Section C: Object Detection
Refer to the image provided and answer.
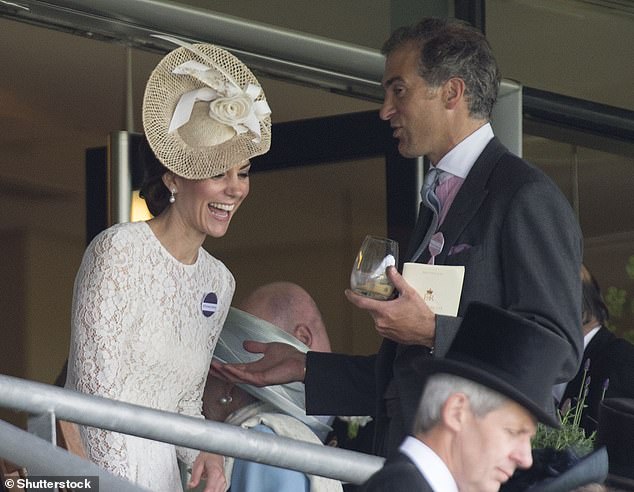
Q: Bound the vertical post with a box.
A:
[390,0,452,32]
[491,80,523,157]
[27,411,56,444]
[454,0,485,32]
[108,131,133,225]
[27,412,61,491]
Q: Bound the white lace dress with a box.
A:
[65,221,234,491]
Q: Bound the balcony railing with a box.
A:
[0,374,384,489]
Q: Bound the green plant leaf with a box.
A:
[533,387,595,454]
[605,286,626,319]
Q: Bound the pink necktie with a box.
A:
[436,174,463,227]
[427,174,463,264]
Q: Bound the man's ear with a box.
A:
[441,392,470,432]
[292,324,313,348]
[442,77,466,110]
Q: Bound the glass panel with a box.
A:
[524,132,634,341]
[487,0,634,111]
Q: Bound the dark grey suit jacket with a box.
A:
[359,453,434,492]
[562,326,634,435]
[305,137,583,456]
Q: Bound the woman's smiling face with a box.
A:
[169,160,251,239]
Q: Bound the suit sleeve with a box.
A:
[608,338,634,398]
[500,179,583,382]
[304,352,377,416]
[432,172,583,382]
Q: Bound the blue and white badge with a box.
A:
[201,292,218,317]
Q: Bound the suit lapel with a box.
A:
[404,138,509,265]
[435,138,505,264]
[404,203,434,261]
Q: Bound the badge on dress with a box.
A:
[201,292,218,317]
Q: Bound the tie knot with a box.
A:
[427,166,445,184]
[421,167,445,198]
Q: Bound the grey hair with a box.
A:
[414,373,508,433]
[381,17,501,120]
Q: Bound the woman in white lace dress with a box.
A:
[65,40,271,492]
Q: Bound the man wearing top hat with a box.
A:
[360,302,571,492]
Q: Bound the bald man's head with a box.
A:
[238,282,331,352]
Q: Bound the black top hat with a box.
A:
[596,398,634,487]
[415,302,571,427]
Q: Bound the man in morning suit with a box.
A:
[213,17,583,458]
[558,265,634,436]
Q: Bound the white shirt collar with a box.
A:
[584,324,602,348]
[399,436,458,492]
[435,123,494,179]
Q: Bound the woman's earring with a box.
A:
[169,189,176,204]
[219,385,234,405]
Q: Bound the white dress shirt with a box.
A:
[399,436,458,492]
[435,122,494,178]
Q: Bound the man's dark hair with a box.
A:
[581,264,609,326]
[381,17,501,120]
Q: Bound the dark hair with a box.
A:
[138,135,170,217]
[381,17,501,120]
[581,264,609,326]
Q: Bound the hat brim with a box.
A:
[142,44,271,179]
[214,308,331,435]
[416,356,561,428]
[526,447,608,492]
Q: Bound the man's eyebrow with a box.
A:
[382,76,404,89]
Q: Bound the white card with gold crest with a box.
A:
[402,263,465,316]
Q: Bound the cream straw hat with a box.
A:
[142,36,271,179]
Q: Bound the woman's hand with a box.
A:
[188,451,226,492]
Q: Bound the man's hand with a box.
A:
[210,341,307,386]
[345,266,436,346]
[188,451,226,492]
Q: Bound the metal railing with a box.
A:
[0,419,149,491]
[0,374,384,487]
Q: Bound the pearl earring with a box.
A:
[169,189,176,204]
[219,394,233,405]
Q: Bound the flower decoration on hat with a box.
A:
[168,58,271,143]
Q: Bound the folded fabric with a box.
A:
[447,243,471,256]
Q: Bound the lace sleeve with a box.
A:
[175,375,207,468]
[68,230,137,476]
[176,266,235,468]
